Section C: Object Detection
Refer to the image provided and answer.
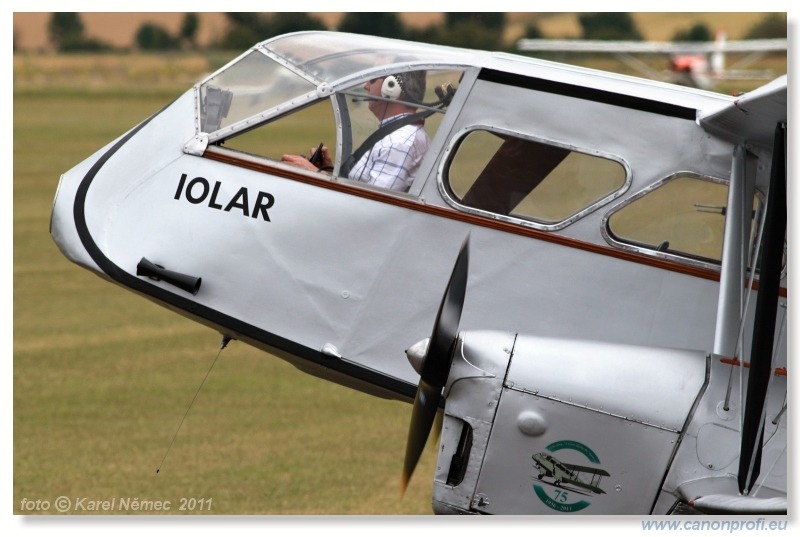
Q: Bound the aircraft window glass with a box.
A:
[199,50,315,133]
[343,71,456,155]
[446,130,627,225]
[263,32,471,82]
[218,100,337,163]
[212,69,462,194]
[606,174,740,264]
[332,69,461,193]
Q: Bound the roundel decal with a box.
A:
[531,440,610,513]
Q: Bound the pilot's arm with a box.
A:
[281,146,333,172]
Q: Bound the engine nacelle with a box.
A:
[432,331,708,515]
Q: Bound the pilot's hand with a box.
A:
[281,146,333,172]
[315,146,333,169]
[281,153,319,171]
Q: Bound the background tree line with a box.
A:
[44,12,787,53]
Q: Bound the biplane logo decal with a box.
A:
[531,440,610,513]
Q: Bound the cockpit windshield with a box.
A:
[196,32,468,194]
[198,32,471,137]
[262,31,471,83]
[200,50,316,133]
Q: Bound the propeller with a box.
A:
[401,237,470,495]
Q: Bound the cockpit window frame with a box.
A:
[601,171,740,272]
[437,125,632,232]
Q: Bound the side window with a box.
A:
[219,100,338,163]
[605,173,742,265]
[214,69,463,194]
[338,69,461,192]
[445,129,628,228]
[200,50,316,134]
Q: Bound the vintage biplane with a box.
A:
[50,31,787,515]
[532,452,609,495]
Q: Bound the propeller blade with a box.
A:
[401,380,443,494]
[401,237,470,495]
[421,237,470,387]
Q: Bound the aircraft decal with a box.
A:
[531,440,610,513]
[174,173,275,221]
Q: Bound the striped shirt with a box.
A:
[348,114,431,192]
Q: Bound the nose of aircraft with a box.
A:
[50,154,105,274]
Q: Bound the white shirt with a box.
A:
[348,114,431,192]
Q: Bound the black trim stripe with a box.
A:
[71,109,418,403]
[478,68,697,120]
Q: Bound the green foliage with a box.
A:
[405,13,507,50]
[58,36,112,52]
[445,19,504,50]
[136,22,180,51]
[271,12,327,35]
[48,12,84,48]
[220,25,259,51]
[445,13,506,31]
[744,13,787,39]
[403,25,440,46]
[524,22,544,40]
[578,12,642,40]
[48,12,113,52]
[226,12,271,34]
[135,15,202,51]
[441,13,506,49]
[221,12,326,48]
[338,12,405,38]
[672,22,712,42]
[180,13,200,48]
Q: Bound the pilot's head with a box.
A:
[365,71,426,104]
[382,71,426,104]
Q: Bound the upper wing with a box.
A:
[698,74,787,149]
[516,38,787,54]
[561,462,611,477]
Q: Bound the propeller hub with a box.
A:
[405,338,430,375]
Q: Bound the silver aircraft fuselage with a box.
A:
[50,32,788,514]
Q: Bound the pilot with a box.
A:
[282,71,431,193]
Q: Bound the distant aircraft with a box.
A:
[50,31,787,515]
[517,31,787,89]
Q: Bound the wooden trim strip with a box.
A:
[720,357,787,377]
[203,149,788,297]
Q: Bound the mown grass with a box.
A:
[13,85,438,516]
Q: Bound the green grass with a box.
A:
[13,89,437,515]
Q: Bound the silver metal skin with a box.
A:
[50,31,787,514]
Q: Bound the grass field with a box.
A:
[13,81,439,516]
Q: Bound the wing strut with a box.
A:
[737,123,786,494]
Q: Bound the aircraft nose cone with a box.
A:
[405,338,429,375]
